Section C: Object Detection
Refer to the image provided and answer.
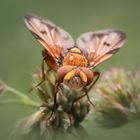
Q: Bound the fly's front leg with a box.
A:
[71,71,100,108]
[84,71,100,106]
[83,87,95,107]
[29,57,49,92]
[46,81,60,121]
[87,71,100,92]
[71,87,94,111]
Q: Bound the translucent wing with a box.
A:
[76,29,126,68]
[24,14,74,68]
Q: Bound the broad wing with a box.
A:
[24,14,74,68]
[76,29,126,68]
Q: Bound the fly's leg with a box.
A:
[29,57,51,92]
[46,81,60,121]
[87,71,100,92]
[71,71,100,109]
[84,71,100,106]
[71,88,93,110]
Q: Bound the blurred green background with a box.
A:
[0,0,140,140]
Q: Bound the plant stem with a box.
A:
[5,85,40,108]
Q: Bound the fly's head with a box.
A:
[57,65,94,89]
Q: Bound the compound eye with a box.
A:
[81,68,94,85]
[57,65,73,82]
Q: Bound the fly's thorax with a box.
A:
[62,47,88,67]
[57,65,94,89]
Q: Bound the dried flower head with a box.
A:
[16,70,90,138]
[92,68,140,128]
[35,71,90,123]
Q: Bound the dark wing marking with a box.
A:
[76,29,126,68]
[24,14,74,68]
